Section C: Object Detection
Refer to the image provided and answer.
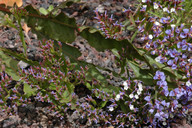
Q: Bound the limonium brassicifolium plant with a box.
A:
[0,0,191,127]
[95,0,192,127]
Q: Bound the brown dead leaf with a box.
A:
[0,0,23,7]
[22,23,31,34]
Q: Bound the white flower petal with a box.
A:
[123,81,128,86]
[137,90,142,95]
[154,3,159,9]
[171,24,175,28]
[163,7,168,12]
[170,8,175,13]
[154,21,160,26]
[124,86,129,90]
[155,56,161,63]
[109,106,114,111]
[149,34,153,39]
[138,83,143,89]
[143,5,147,8]
[135,94,139,99]
[129,94,134,98]
[186,81,191,87]
[129,104,134,110]
[115,94,121,101]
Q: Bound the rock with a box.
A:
[103,2,111,7]
[17,61,30,69]
[2,116,20,128]
[171,117,192,128]
[40,115,48,127]
[27,45,37,53]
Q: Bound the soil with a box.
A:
[0,0,192,128]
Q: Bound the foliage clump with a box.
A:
[0,0,192,127]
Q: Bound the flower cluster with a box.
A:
[1,39,119,126]
[136,0,191,81]
[103,80,148,127]
[0,72,28,116]
[129,0,192,127]
[94,10,123,39]
[140,0,184,12]
[93,0,192,127]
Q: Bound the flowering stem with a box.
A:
[18,18,27,56]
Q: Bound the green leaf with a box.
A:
[129,13,136,26]
[39,7,48,15]
[130,30,139,43]
[144,54,165,69]
[119,100,129,113]
[47,5,54,12]
[0,50,20,80]
[161,67,177,79]
[111,48,120,59]
[66,83,74,93]
[60,90,72,103]
[0,47,39,66]
[80,27,144,61]
[85,82,92,90]
[144,22,153,34]
[98,101,107,109]
[54,41,81,63]
[86,64,108,85]
[24,83,37,97]
[127,60,154,85]
[148,11,162,18]
[24,5,77,43]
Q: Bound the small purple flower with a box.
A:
[162,85,169,96]
[157,80,167,87]
[188,43,192,51]
[154,112,160,118]
[153,71,166,81]
[168,48,179,58]
[172,99,178,108]
[149,108,154,114]
[138,25,144,32]
[183,28,189,33]
[188,58,192,63]
[175,27,180,34]
[171,64,177,69]
[179,61,187,67]
[144,96,151,102]
[165,29,171,34]
[167,59,177,69]
[160,17,173,24]
[163,113,169,119]
[182,54,187,59]
[161,100,170,107]
[174,88,184,99]
[182,45,188,51]
[167,59,173,66]
[180,29,189,38]
[145,42,151,49]
[151,50,156,55]
[140,5,147,12]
